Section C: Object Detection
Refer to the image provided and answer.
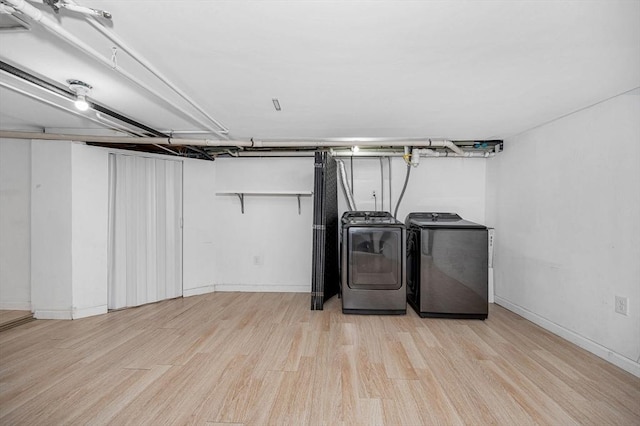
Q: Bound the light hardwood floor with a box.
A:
[0,292,638,425]
[0,311,33,333]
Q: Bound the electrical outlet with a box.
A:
[253,255,263,266]
[615,296,628,316]
[371,190,376,198]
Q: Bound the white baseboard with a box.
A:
[72,305,107,319]
[495,296,640,378]
[34,309,73,320]
[214,284,310,293]
[0,301,32,311]
[183,285,216,297]
[35,305,108,320]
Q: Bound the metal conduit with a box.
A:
[69,0,229,135]
[4,0,228,138]
[0,131,496,157]
[0,81,126,133]
[250,139,465,153]
[0,130,251,147]
[1,60,169,138]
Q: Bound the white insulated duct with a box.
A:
[336,159,358,211]
[4,0,228,138]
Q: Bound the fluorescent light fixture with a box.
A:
[272,98,281,111]
[67,79,92,112]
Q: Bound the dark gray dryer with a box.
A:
[341,211,406,315]
[406,212,488,319]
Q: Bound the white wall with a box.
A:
[210,155,487,294]
[17,140,110,319]
[1,140,488,312]
[341,156,486,224]
[486,91,640,376]
[71,144,109,318]
[1,140,223,314]
[183,157,218,296]
[0,139,31,310]
[214,157,314,292]
[31,140,73,319]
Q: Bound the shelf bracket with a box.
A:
[235,193,245,214]
[216,191,311,214]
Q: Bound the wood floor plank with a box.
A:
[355,347,395,399]
[414,367,465,425]
[532,348,640,417]
[479,358,580,425]
[428,348,507,423]
[382,338,418,380]
[0,293,638,425]
[0,311,30,324]
[70,364,173,425]
[307,329,343,424]
[0,348,86,419]
[356,397,384,426]
[0,310,34,332]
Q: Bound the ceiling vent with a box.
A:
[0,11,30,32]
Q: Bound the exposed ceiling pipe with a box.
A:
[184,145,216,161]
[66,0,229,135]
[250,139,465,153]
[235,151,315,157]
[0,130,251,147]
[1,60,170,138]
[379,157,385,211]
[394,161,412,219]
[336,159,358,211]
[235,150,494,158]
[0,80,132,133]
[414,148,494,158]
[94,112,145,137]
[0,131,496,156]
[387,156,392,213]
[152,143,180,156]
[39,0,112,20]
[3,0,228,138]
[159,130,218,135]
[0,4,17,13]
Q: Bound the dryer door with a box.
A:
[347,227,402,290]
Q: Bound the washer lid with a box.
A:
[342,211,403,227]
[405,212,486,229]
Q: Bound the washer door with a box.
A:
[348,227,401,290]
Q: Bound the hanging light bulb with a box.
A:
[67,79,92,112]
[74,94,89,111]
[351,145,360,153]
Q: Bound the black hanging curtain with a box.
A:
[311,152,339,310]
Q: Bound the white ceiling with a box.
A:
[0,0,639,142]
